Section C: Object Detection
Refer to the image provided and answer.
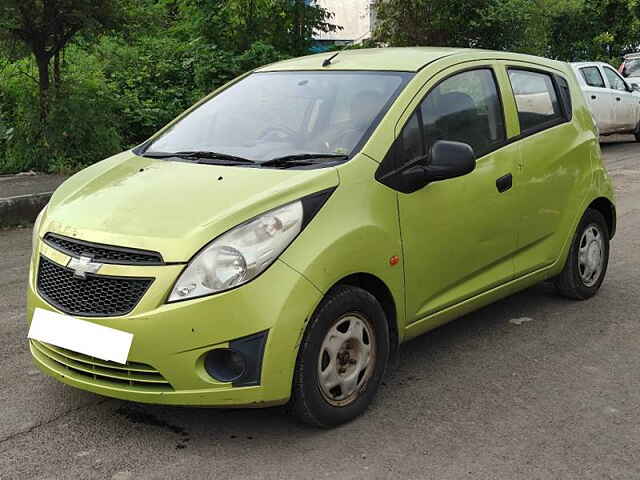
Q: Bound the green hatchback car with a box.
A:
[27,47,616,427]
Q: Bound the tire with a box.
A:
[554,208,610,300]
[289,285,390,428]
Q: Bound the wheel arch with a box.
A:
[588,197,616,239]
[331,273,400,356]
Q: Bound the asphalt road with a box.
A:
[1,137,639,480]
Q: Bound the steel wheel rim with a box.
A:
[578,223,605,287]
[317,313,376,407]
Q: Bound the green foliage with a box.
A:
[471,0,541,53]
[0,53,121,173]
[97,35,199,147]
[2,0,640,174]
[0,0,342,173]
[178,0,340,56]
[193,40,288,92]
[372,0,538,50]
[373,0,640,62]
[548,0,640,62]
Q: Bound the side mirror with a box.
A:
[631,83,640,92]
[425,140,477,181]
[401,140,476,191]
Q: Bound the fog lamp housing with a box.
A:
[204,330,268,387]
[205,349,246,382]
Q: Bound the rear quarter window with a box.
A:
[555,75,572,120]
[508,69,563,135]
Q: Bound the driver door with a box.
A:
[394,67,520,324]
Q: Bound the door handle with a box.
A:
[591,95,597,100]
[496,173,513,193]
[616,97,622,101]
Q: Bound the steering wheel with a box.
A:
[258,126,297,141]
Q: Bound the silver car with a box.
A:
[571,61,640,140]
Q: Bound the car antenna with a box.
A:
[322,32,370,67]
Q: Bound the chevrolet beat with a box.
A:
[27,47,616,427]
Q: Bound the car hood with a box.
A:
[42,151,339,262]
[626,74,640,85]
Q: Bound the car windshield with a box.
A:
[623,58,640,77]
[144,71,412,163]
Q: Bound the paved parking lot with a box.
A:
[1,138,639,479]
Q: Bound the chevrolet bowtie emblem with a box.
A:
[67,255,102,279]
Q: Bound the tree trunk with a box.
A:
[295,0,304,54]
[244,0,256,51]
[35,54,51,123]
[53,51,61,89]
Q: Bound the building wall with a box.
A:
[315,0,375,42]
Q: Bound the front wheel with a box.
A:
[289,285,390,428]
[554,208,610,300]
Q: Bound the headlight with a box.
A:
[32,204,48,250]
[168,200,304,302]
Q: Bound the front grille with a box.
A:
[31,340,173,392]
[37,256,153,317]
[44,233,164,265]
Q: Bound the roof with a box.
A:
[570,61,618,71]
[570,61,609,67]
[258,47,571,73]
[257,47,464,72]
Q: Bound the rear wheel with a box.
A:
[289,285,390,428]
[555,209,610,300]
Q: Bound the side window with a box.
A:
[415,69,505,159]
[580,67,605,88]
[603,67,627,91]
[508,69,562,134]
[555,75,572,120]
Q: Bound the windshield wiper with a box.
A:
[143,150,256,164]
[261,153,348,168]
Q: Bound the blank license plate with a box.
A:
[28,307,133,364]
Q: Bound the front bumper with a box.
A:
[27,240,322,407]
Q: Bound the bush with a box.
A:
[98,35,200,148]
[0,53,121,174]
[193,41,288,95]
[0,30,295,175]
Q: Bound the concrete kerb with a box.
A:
[0,192,52,227]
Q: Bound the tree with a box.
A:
[548,0,640,62]
[372,0,544,54]
[178,0,340,57]
[272,0,340,55]
[372,0,640,62]
[0,0,124,122]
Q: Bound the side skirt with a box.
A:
[403,263,556,342]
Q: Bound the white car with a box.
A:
[619,53,640,87]
[571,61,640,139]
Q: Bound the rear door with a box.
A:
[602,65,638,130]
[577,65,614,132]
[506,66,585,276]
